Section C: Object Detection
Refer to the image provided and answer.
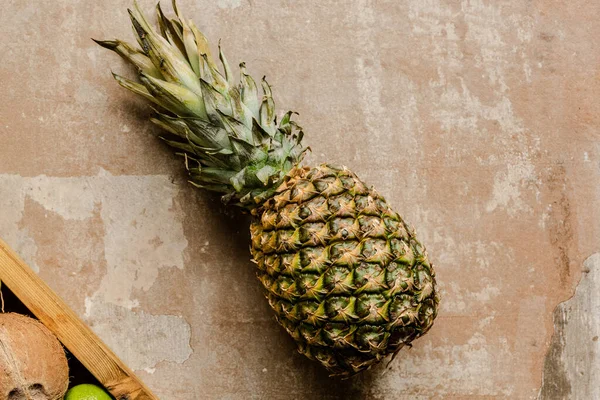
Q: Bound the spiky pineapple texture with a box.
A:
[251,165,438,376]
[95,1,306,207]
[97,1,440,378]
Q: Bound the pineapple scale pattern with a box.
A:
[250,164,439,376]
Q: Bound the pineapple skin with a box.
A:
[250,164,440,377]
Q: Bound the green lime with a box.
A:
[64,384,113,400]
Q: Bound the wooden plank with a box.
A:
[0,238,159,400]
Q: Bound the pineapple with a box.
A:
[96,1,439,377]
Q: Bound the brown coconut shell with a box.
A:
[0,313,69,400]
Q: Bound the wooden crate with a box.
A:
[0,238,159,400]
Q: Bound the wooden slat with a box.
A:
[0,238,159,400]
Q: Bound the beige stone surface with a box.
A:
[1,0,599,399]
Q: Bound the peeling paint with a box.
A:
[92,170,188,308]
[25,175,98,220]
[0,172,192,371]
[538,253,600,399]
[86,302,192,371]
[0,176,39,272]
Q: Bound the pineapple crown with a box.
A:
[95,1,307,208]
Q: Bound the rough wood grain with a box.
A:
[0,237,158,400]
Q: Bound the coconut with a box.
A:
[0,313,69,400]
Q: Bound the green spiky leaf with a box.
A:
[96,1,306,208]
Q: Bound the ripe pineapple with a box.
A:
[96,1,439,377]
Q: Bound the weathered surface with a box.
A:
[538,254,600,400]
[1,0,599,398]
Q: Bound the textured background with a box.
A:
[1,0,599,399]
